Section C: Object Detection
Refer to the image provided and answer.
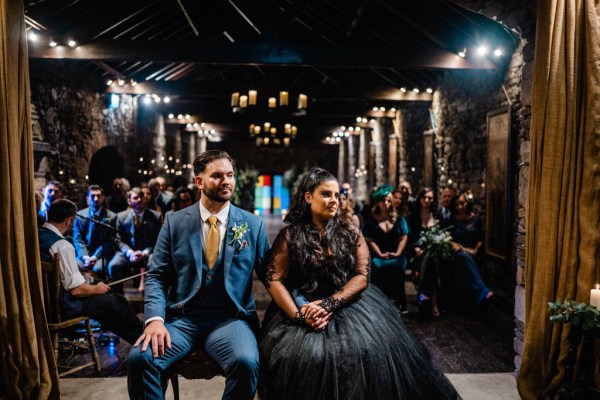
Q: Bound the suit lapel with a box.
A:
[186,205,204,281]
[223,205,243,279]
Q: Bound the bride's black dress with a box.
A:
[259,226,459,400]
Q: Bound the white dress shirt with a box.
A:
[43,222,86,291]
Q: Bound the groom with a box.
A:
[128,150,270,400]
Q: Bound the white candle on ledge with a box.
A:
[591,284,600,308]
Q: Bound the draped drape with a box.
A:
[518,1,600,399]
[0,0,59,398]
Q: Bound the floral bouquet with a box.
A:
[415,223,454,262]
[548,300,600,330]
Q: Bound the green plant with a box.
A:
[233,167,258,211]
[548,300,600,331]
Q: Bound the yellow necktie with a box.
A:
[134,215,141,230]
[206,215,219,269]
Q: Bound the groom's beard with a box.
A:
[203,185,234,203]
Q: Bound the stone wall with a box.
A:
[445,0,536,372]
[30,60,139,202]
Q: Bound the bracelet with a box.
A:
[319,296,345,313]
[292,310,306,325]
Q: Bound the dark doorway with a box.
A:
[89,146,124,194]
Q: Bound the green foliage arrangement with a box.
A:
[415,223,454,262]
[548,300,600,331]
[233,167,258,211]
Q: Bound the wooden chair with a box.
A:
[41,253,101,377]
[161,350,223,400]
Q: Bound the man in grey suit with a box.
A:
[73,185,117,277]
[128,150,270,400]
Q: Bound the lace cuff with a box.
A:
[292,309,306,325]
[319,296,345,313]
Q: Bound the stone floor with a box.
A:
[56,215,520,398]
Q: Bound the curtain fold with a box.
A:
[0,0,59,398]
[518,1,600,399]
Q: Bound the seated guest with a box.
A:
[107,177,129,213]
[338,187,361,229]
[38,199,143,344]
[141,186,163,217]
[165,186,194,217]
[437,187,455,223]
[398,180,416,213]
[392,189,410,218]
[35,191,45,227]
[39,180,64,221]
[112,188,162,293]
[73,185,118,278]
[148,177,173,216]
[444,190,493,310]
[363,184,410,310]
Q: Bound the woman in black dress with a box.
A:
[259,168,459,400]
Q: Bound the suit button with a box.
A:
[207,275,212,280]
[195,286,200,291]
[177,303,182,309]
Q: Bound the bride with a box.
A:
[259,167,459,399]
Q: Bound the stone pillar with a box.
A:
[153,114,166,173]
[394,110,408,183]
[388,134,399,189]
[371,118,384,186]
[337,139,346,183]
[347,134,356,190]
[423,129,435,188]
[196,136,207,155]
[187,132,196,181]
[173,127,182,162]
[355,130,368,203]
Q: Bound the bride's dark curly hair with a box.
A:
[283,167,359,294]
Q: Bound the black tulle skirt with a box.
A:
[259,286,460,400]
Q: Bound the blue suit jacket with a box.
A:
[72,207,117,261]
[144,203,270,324]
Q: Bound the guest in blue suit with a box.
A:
[127,150,270,400]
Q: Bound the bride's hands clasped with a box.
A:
[301,300,332,331]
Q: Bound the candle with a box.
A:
[279,91,289,106]
[268,97,277,108]
[248,124,255,134]
[248,90,257,105]
[253,125,261,135]
[591,284,600,308]
[284,123,291,135]
[270,127,277,136]
[239,95,248,108]
[298,94,307,109]
[231,92,239,107]
[263,122,271,132]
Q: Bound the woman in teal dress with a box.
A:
[363,184,410,310]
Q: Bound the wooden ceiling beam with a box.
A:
[104,81,433,101]
[28,39,496,69]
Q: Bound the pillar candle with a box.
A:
[239,95,248,108]
[268,97,277,108]
[248,90,257,105]
[231,92,239,107]
[298,94,307,109]
[279,91,289,106]
[591,284,600,308]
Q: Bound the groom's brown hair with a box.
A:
[193,150,235,176]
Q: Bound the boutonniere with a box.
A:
[230,222,250,249]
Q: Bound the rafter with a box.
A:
[28,40,496,69]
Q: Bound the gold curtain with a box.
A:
[518,1,600,399]
[0,0,59,398]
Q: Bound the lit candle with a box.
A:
[298,94,307,109]
[239,95,248,108]
[263,122,271,132]
[284,123,291,135]
[268,97,277,108]
[291,126,298,137]
[279,91,289,106]
[283,137,291,146]
[231,92,239,107]
[248,90,257,105]
[253,125,261,135]
[591,284,600,308]
[270,127,277,136]
[249,124,255,134]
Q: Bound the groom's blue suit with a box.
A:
[128,202,270,400]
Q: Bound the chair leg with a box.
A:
[53,332,59,364]
[172,376,179,400]
[84,320,101,372]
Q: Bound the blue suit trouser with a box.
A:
[127,315,259,400]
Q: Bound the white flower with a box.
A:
[230,222,250,247]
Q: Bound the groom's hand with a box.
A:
[134,320,171,357]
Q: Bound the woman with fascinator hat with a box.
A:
[259,168,459,400]
[362,184,410,310]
